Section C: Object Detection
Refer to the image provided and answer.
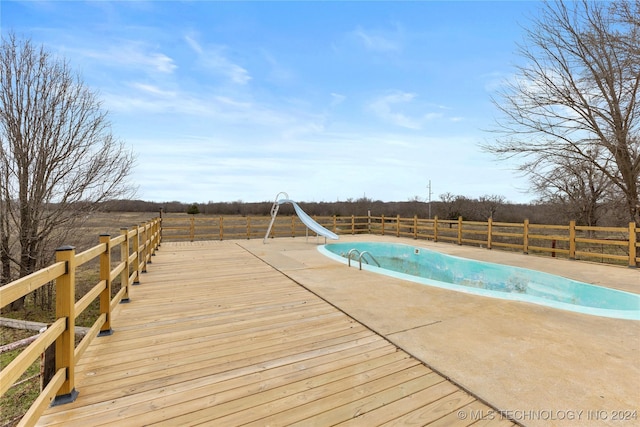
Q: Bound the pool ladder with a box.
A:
[346,249,380,270]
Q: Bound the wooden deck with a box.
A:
[38,241,515,426]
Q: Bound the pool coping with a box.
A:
[241,235,640,427]
[318,241,640,320]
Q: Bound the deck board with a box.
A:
[37,241,514,426]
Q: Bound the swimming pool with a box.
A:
[319,242,640,320]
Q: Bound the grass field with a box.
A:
[1,329,41,427]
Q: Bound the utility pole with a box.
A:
[427,180,433,219]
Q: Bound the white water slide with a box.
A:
[264,192,339,243]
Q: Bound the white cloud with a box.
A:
[129,127,529,204]
[368,91,421,129]
[367,91,459,130]
[281,121,326,140]
[211,95,252,110]
[130,83,177,98]
[423,112,444,121]
[351,25,402,52]
[184,34,203,54]
[78,42,177,74]
[260,50,294,84]
[198,49,251,85]
[148,53,177,73]
[330,93,346,107]
[105,80,298,127]
[185,34,251,85]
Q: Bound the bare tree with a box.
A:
[530,152,612,225]
[0,34,136,309]
[438,192,467,220]
[484,0,640,225]
[477,194,506,221]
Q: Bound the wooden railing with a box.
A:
[161,214,639,267]
[0,218,160,427]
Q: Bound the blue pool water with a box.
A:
[319,242,640,320]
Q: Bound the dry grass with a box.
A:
[1,329,41,427]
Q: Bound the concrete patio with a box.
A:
[244,235,640,427]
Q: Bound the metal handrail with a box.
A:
[358,251,380,270]
[345,248,380,270]
[346,249,361,267]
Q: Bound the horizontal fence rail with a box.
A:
[2,212,637,425]
[161,214,639,268]
[0,218,161,427]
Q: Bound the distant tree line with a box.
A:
[102,194,631,227]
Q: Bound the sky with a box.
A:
[2,1,543,204]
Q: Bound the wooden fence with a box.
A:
[161,214,639,268]
[0,218,160,427]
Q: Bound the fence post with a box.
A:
[53,246,78,405]
[141,223,148,273]
[158,209,163,245]
[133,225,140,285]
[351,215,355,234]
[120,228,130,303]
[629,222,637,268]
[523,219,529,254]
[381,215,385,235]
[148,220,155,259]
[413,215,418,239]
[147,220,155,262]
[189,216,195,242]
[153,217,160,254]
[569,220,576,259]
[396,215,400,237]
[98,234,113,336]
[433,216,438,242]
[247,217,251,239]
[333,215,337,234]
[219,216,224,240]
[457,216,463,245]
[292,216,296,237]
[487,217,493,249]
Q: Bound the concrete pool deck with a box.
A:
[240,235,639,427]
